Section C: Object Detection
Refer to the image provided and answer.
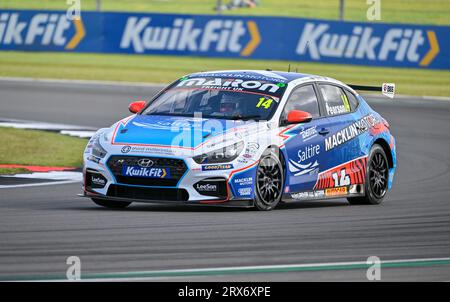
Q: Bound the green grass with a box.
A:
[1,51,450,96]
[1,0,450,25]
[0,127,87,168]
[0,168,29,175]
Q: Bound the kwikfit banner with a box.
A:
[1,9,449,70]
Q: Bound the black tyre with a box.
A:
[254,149,284,211]
[347,145,389,205]
[91,198,131,209]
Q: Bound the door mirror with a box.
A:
[128,100,146,113]
[286,110,312,124]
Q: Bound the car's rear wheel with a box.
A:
[91,198,131,209]
[254,149,284,211]
[347,145,389,205]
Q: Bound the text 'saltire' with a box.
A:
[347,144,389,205]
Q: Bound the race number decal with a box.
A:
[331,169,351,187]
[315,157,367,190]
[256,97,273,109]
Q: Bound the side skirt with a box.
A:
[282,184,365,203]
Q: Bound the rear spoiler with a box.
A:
[348,83,395,99]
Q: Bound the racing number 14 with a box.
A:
[332,169,350,187]
[256,97,273,109]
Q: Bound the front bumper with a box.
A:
[82,154,258,206]
[78,190,254,208]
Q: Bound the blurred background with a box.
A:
[1,1,450,282]
[1,0,449,96]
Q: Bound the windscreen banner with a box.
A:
[1,9,449,70]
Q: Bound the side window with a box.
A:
[319,84,351,116]
[344,90,359,111]
[282,85,320,119]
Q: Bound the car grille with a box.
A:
[107,184,189,202]
[107,155,187,187]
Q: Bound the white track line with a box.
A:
[0,180,80,189]
[17,256,450,282]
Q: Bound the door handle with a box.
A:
[319,128,330,136]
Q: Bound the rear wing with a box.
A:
[348,83,395,99]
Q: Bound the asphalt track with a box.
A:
[1,78,450,281]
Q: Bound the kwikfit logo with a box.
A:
[122,166,169,178]
[296,22,439,66]
[0,13,85,49]
[120,17,260,56]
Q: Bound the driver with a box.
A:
[219,93,243,116]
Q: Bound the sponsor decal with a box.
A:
[234,177,253,186]
[195,183,217,192]
[202,164,233,171]
[121,145,131,153]
[296,22,439,67]
[87,155,101,164]
[325,186,348,197]
[192,72,288,83]
[122,166,170,178]
[126,145,176,155]
[238,187,252,196]
[238,142,259,163]
[300,126,318,141]
[91,176,106,186]
[326,103,348,115]
[177,77,281,94]
[291,190,325,200]
[288,144,320,176]
[120,17,260,56]
[297,144,320,162]
[0,12,85,49]
[325,115,378,151]
[382,83,395,99]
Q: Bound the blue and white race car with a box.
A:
[81,70,396,210]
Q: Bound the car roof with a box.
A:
[186,69,348,86]
[186,70,316,83]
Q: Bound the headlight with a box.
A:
[91,135,107,158]
[194,142,244,164]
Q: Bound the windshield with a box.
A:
[142,77,287,121]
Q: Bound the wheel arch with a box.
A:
[373,138,393,169]
[264,144,288,191]
[264,145,286,169]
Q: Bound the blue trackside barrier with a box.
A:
[0,9,449,70]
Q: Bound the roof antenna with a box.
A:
[295,67,298,73]
[288,64,291,72]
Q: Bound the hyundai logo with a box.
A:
[121,145,131,153]
[137,158,154,168]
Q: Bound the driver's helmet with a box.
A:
[219,93,241,114]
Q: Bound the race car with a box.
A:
[80,70,396,211]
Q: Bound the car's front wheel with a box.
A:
[91,198,131,209]
[254,149,284,211]
[347,144,389,205]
